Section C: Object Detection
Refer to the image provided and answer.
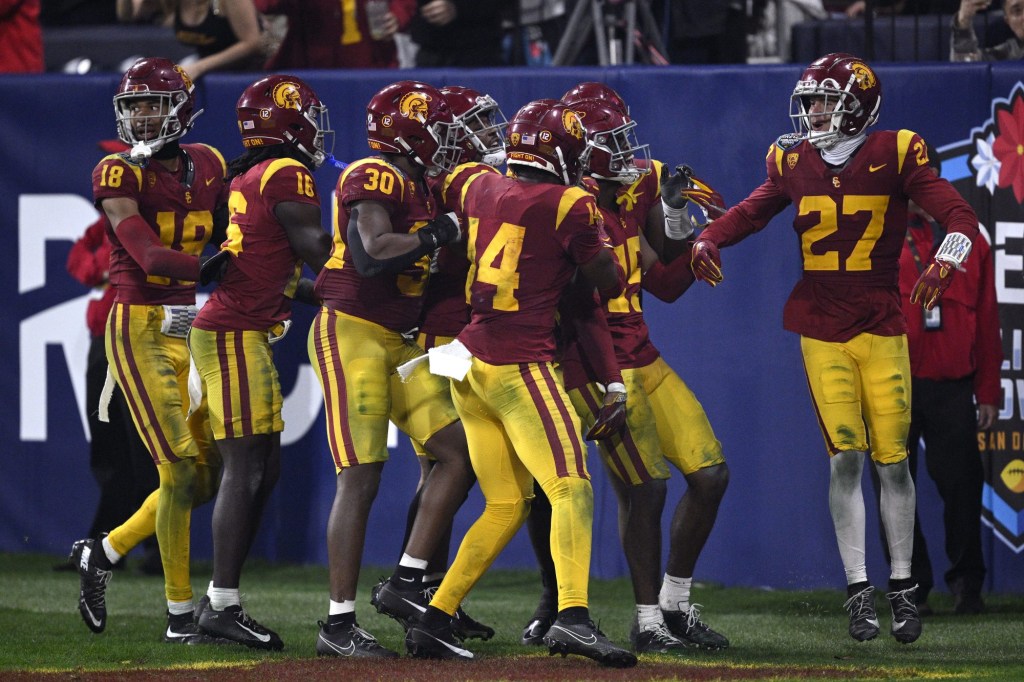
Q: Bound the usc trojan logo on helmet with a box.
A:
[562,110,584,140]
[271,82,302,110]
[398,91,431,124]
[850,62,877,91]
[174,66,194,91]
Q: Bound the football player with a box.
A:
[188,74,335,651]
[308,80,475,657]
[371,84,508,643]
[690,53,980,644]
[70,57,227,643]
[402,100,636,669]
[550,93,732,655]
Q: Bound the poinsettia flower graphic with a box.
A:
[992,94,1024,202]
[973,133,1000,195]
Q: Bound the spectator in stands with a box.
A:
[951,0,1024,60]
[667,0,748,64]
[118,0,264,79]
[410,0,504,67]
[0,0,44,72]
[41,0,117,24]
[254,0,416,69]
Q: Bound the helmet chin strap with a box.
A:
[819,131,866,165]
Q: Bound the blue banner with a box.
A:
[1,64,1021,593]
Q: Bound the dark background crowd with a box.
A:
[2,1,1022,76]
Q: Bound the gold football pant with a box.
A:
[430,358,593,616]
[800,333,911,463]
[105,302,219,603]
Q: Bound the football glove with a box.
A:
[910,260,955,310]
[661,165,726,216]
[585,382,627,441]
[691,237,723,286]
[417,212,461,250]
[199,250,230,286]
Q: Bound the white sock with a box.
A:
[167,599,194,616]
[399,553,429,570]
[829,450,868,585]
[101,536,122,565]
[659,575,692,612]
[329,599,355,616]
[208,585,240,611]
[875,459,916,581]
[636,604,664,631]
[424,571,446,584]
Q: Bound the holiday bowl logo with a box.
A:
[941,83,1024,552]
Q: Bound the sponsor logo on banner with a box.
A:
[940,83,1024,552]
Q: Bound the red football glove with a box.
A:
[910,260,955,310]
[691,238,723,286]
[585,384,627,441]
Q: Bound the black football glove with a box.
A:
[199,250,230,286]
[417,212,461,250]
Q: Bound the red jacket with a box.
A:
[898,214,1003,406]
[0,0,43,73]
[67,216,114,338]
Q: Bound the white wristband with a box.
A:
[606,382,626,394]
[662,201,693,240]
[934,231,972,271]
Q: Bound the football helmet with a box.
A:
[366,80,461,174]
[561,81,628,115]
[505,100,589,186]
[790,52,882,149]
[440,85,507,167]
[113,57,200,160]
[236,74,334,169]
[571,98,649,183]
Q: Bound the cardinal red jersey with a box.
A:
[417,171,481,338]
[701,130,979,342]
[418,244,471,338]
[440,163,608,364]
[93,144,227,305]
[194,158,321,332]
[561,185,662,390]
[316,157,436,333]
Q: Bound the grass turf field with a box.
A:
[2,552,1022,681]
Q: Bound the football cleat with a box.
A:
[421,582,495,641]
[69,537,112,634]
[543,618,637,668]
[197,604,283,650]
[521,614,555,646]
[406,620,474,661]
[370,577,427,629]
[886,584,922,644]
[843,585,880,642]
[630,620,691,654]
[164,610,223,645]
[316,620,399,658]
[662,604,729,650]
